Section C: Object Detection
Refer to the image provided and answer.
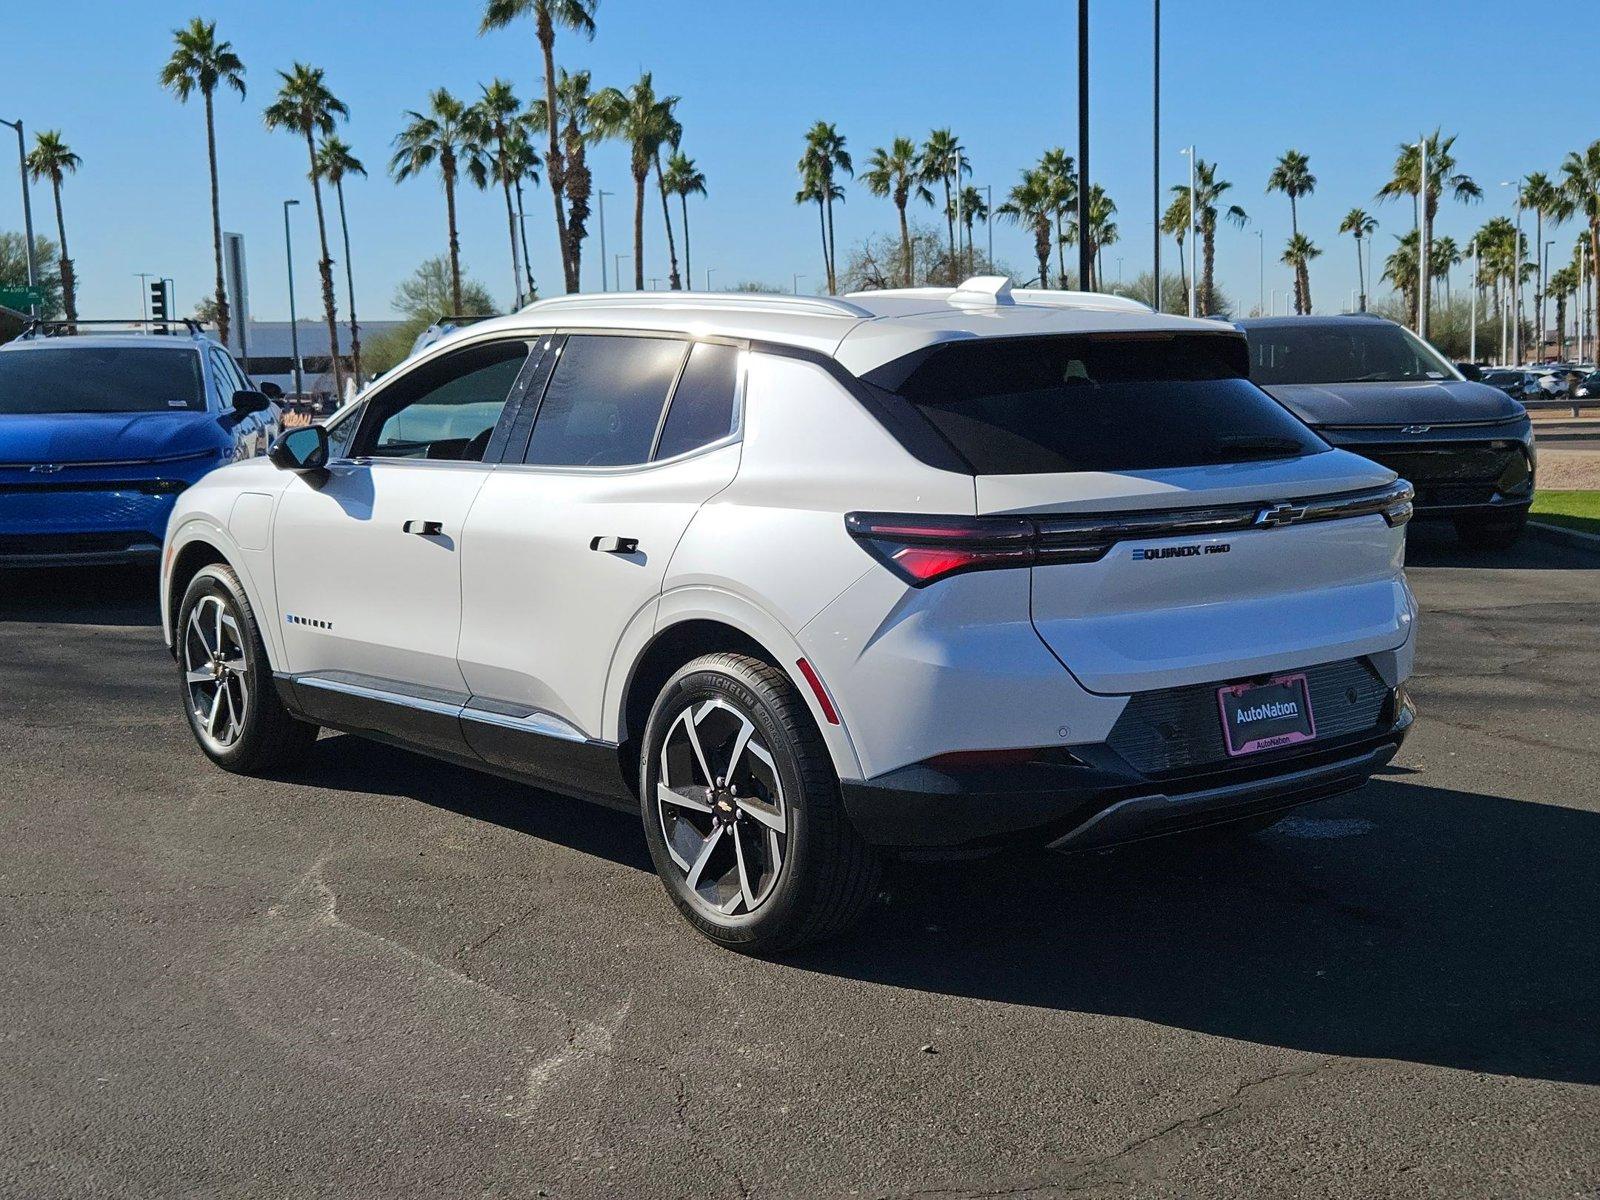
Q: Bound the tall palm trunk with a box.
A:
[303,131,343,400]
[815,199,829,292]
[1354,233,1366,311]
[500,165,522,305]
[1175,233,1186,298]
[1298,261,1311,315]
[653,152,681,290]
[49,177,76,327]
[204,90,229,346]
[942,174,955,271]
[537,14,573,293]
[514,176,535,299]
[1054,212,1065,287]
[1533,209,1543,350]
[1034,217,1050,288]
[679,192,692,292]
[1289,196,1299,238]
[1202,222,1216,315]
[823,183,837,294]
[335,178,360,383]
[896,199,912,287]
[443,155,462,314]
[632,169,646,290]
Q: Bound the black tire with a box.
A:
[1454,510,1527,551]
[639,652,880,953]
[177,563,318,775]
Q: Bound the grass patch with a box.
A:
[1531,490,1600,536]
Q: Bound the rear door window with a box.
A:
[523,335,686,467]
[654,342,739,460]
[868,333,1326,475]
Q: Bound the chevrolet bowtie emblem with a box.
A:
[29,463,63,474]
[1400,424,1432,434]
[1255,502,1307,528]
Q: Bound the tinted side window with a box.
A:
[524,335,685,467]
[654,342,739,460]
[324,403,363,458]
[358,341,530,461]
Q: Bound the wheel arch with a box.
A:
[609,589,864,785]
[163,519,282,670]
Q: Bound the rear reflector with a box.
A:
[795,657,841,725]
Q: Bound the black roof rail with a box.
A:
[20,317,207,340]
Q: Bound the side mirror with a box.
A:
[1455,362,1483,381]
[232,389,271,415]
[258,380,285,400]
[268,424,330,474]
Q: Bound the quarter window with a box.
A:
[654,342,739,460]
[523,335,686,467]
[357,341,531,461]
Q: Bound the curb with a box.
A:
[1527,520,1600,554]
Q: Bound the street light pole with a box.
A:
[1180,146,1196,317]
[1151,0,1161,311]
[1076,0,1093,292]
[1542,238,1554,358]
[793,273,804,295]
[597,189,614,291]
[283,199,303,398]
[615,254,627,289]
[1254,228,1264,315]
[1417,138,1429,339]
[1469,237,1478,363]
[135,273,154,324]
[705,267,716,291]
[983,184,994,268]
[1,118,39,314]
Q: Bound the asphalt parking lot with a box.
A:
[2,523,1597,1199]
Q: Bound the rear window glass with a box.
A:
[0,346,205,414]
[872,334,1325,475]
[525,335,686,467]
[1243,321,1457,385]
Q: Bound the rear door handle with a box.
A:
[403,520,444,536]
[589,535,639,554]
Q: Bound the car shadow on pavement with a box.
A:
[792,775,1600,1088]
[0,564,161,627]
[293,731,655,873]
[1404,520,1596,570]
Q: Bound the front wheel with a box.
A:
[1454,510,1527,551]
[639,652,880,953]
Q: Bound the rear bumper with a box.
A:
[841,685,1414,853]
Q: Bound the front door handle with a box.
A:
[590,535,639,554]
[403,519,444,536]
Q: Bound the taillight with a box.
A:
[843,512,1035,586]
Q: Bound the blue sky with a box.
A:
[7,0,1594,322]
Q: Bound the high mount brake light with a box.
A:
[845,480,1414,587]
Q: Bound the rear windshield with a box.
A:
[1243,321,1459,386]
[870,333,1325,475]
[0,346,206,414]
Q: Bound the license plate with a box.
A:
[1217,673,1316,756]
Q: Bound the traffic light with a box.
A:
[150,279,168,329]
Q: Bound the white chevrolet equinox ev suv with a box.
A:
[161,277,1417,951]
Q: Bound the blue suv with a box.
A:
[0,321,282,567]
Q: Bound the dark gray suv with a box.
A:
[1237,315,1535,549]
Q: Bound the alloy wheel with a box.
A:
[183,593,250,754]
[655,697,789,917]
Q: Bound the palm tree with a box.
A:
[1267,150,1315,312]
[507,120,541,299]
[1519,172,1563,342]
[479,0,597,293]
[25,132,80,327]
[1549,263,1580,356]
[950,184,988,274]
[662,152,706,291]
[390,89,478,316]
[1431,235,1460,307]
[652,119,686,291]
[797,122,851,293]
[469,79,531,305]
[921,128,968,271]
[1339,208,1378,311]
[590,73,680,291]
[1561,142,1600,340]
[1039,148,1076,286]
[998,168,1053,288]
[863,137,932,287]
[1383,230,1421,320]
[160,18,246,348]
[1161,191,1190,307]
[1066,185,1118,290]
[1282,233,1321,313]
[265,64,349,398]
[314,137,366,382]
[1175,159,1247,315]
[1474,216,1520,327]
[1376,129,1482,334]
[526,69,603,292]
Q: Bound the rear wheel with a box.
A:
[639,652,880,953]
[1454,510,1527,551]
[178,564,318,775]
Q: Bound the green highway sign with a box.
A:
[0,285,43,311]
